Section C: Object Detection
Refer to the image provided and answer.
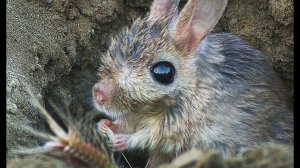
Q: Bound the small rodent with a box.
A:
[92,0,294,167]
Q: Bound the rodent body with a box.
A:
[93,0,294,167]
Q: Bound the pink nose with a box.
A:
[94,88,107,105]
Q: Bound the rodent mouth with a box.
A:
[103,107,129,119]
[93,98,128,119]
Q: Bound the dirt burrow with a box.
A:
[7,0,293,165]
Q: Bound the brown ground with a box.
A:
[7,0,293,167]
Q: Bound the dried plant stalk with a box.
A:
[12,88,118,168]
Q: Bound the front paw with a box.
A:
[97,119,120,134]
[109,134,129,152]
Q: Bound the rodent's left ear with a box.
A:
[171,0,227,53]
[148,0,180,23]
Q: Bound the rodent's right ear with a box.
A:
[172,0,228,54]
[148,0,180,23]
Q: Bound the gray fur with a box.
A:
[181,33,294,155]
[94,1,293,167]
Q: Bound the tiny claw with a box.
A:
[98,119,120,134]
[111,134,128,152]
[98,119,112,134]
[106,138,127,152]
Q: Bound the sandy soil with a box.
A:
[7,0,293,167]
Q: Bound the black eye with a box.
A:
[150,61,175,85]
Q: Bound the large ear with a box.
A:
[172,0,228,53]
[148,0,180,23]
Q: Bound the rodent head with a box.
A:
[93,0,227,119]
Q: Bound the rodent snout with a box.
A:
[93,81,113,106]
[93,88,107,106]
